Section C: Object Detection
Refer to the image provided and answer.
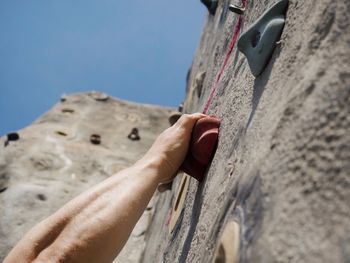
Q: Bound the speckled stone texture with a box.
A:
[143,0,350,262]
[0,92,173,262]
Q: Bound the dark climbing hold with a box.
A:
[128,128,140,141]
[157,181,173,193]
[60,94,67,102]
[200,0,218,15]
[89,92,109,102]
[178,103,184,113]
[56,131,68,137]
[237,0,289,77]
[0,187,8,193]
[61,108,75,114]
[4,132,20,147]
[36,193,47,201]
[169,112,182,126]
[229,4,246,15]
[90,134,101,145]
[180,116,220,181]
[7,133,19,141]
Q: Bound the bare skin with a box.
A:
[4,113,206,263]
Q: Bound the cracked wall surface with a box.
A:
[143,0,350,262]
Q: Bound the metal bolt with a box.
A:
[228,4,245,15]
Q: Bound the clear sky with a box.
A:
[0,0,206,136]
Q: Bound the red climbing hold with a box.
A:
[181,116,220,182]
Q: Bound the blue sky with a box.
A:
[0,0,206,136]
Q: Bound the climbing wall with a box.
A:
[143,0,350,262]
[0,92,173,262]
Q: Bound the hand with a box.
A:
[142,113,206,182]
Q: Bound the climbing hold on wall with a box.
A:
[56,131,68,137]
[169,175,190,233]
[61,108,75,114]
[200,0,218,15]
[169,112,182,126]
[88,92,109,102]
[178,102,184,113]
[228,4,246,15]
[4,132,20,147]
[90,134,101,145]
[187,71,207,111]
[7,133,19,142]
[212,220,240,263]
[194,71,206,98]
[237,0,289,77]
[36,193,47,201]
[53,127,76,139]
[181,116,220,181]
[128,128,141,141]
[157,181,173,192]
[60,94,67,102]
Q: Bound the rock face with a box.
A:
[143,0,350,263]
[1,0,350,262]
[0,92,173,262]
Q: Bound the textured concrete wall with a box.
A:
[143,0,350,262]
[0,92,173,262]
[1,0,349,262]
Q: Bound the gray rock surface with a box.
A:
[143,0,350,262]
[0,92,173,262]
[1,0,350,262]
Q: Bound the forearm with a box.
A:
[4,157,164,263]
[4,113,206,263]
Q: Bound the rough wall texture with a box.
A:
[143,0,350,262]
[0,92,173,262]
[1,0,349,262]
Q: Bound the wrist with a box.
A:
[136,154,175,183]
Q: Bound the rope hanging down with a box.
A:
[202,0,248,114]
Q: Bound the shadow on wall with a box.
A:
[177,181,206,263]
[245,47,282,130]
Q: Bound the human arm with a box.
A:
[4,113,205,263]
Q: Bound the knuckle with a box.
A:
[175,114,190,126]
[180,114,191,120]
[181,114,195,123]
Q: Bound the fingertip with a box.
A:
[175,113,208,128]
[191,113,207,119]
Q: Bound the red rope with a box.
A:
[202,0,247,114]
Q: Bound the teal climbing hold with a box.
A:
[237,0,289,77]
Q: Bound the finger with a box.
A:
[176,113,206,128]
